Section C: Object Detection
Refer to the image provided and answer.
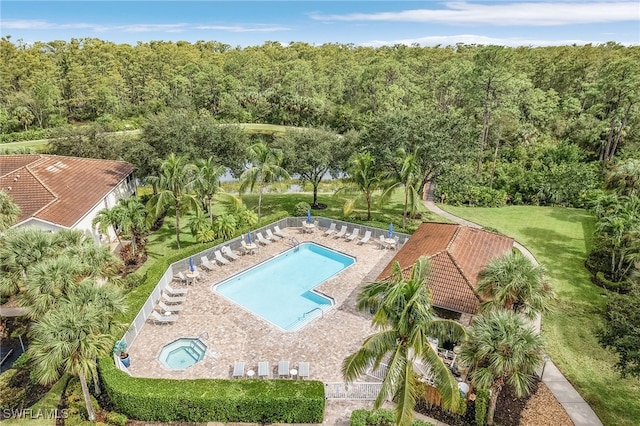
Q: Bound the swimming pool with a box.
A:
[214,242,355,331]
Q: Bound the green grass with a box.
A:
[439,205,640,426]
[2,376,68,426]
[0,139,48,152]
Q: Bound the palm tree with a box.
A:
[338,152,391,221]
[606,158,640,197]
[92,206,122,244]
[194,157,225,221]
[0,190,20,232]
[114,197,148,255]
[342,257,466,426]
[476,251,554,320]
[382,148,423,227]
[146,154,201,248]
[28,281,126,422]
[239,142,290,222]
[459,310,544,425]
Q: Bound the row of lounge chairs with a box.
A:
[199,246,241,271]
[149,285,190,324]
[324,223,372,244]
[232,360,310,379]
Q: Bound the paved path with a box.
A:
[424,200,604,426]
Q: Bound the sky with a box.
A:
[1,0,639,48]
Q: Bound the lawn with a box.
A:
[0,139,48,152]
[439,205,640,426]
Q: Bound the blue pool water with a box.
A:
[159,338,207,370]
[214,242,355,331]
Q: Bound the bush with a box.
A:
[0,128,54,143]
[99,358,324,423]
[350,408,434,426]
[293,201,311,217]
[0,370,27,411]
[593,271,631,293]
[475,388,489,426]
[106,411,128,426]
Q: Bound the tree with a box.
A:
[606,158,640,197]
[0,228,55,296]
[337,152,388,221]
[239,142,290,222]
[0,190,20,231]
[194,157,225,221]
[381,148,422,228]
[114,197,148,256]
[459,310,544,426]
[28,281,126,422]
[343,257,466,426]
[146,154,200,248]
[599,284,640,378]
[92,206,122,244]
[476,251,554,320]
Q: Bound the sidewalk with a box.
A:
[423,200,603,426]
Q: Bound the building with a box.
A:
[0,154,135,243]
[378,222,514,324]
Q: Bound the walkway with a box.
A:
[424,200,604,426]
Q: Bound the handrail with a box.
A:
[303,307,323,319]
[289,237,300,247]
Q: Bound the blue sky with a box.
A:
[1,1,639,47]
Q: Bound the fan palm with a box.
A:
[459,310,544,425]
[476,251,554,320]
[0,190,20,232]
[146,154,201,248]
[606,158,640,197]
[342,257,466,426]
[239,142,290,222]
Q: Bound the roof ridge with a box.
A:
[445,225,462,251]
[444,250,481,302]
[21,165,59,217]
[0,154,40,179]
[43,153,132,166]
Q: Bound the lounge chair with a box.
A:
[165,283,188,295]
[265,229,281,241]
[222,246,240,261]
[158,300,184,312]
[232,361,245,378]
[214,250,230,265]
[346,228,360,242]
[175,271,188,284]
[256,232,271,245]
[274,226,288,238]
[201,256,216,271]
[358,230,372,245]
[149,311,178,324]
[163,293,186,304]
[278,360,290,378]
[258,361,270,378]
[324,222,336,236]
[377,235,389,250]
[297,362,310,379]
[334,225,347,239]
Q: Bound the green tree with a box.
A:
[459,310,544,426]
[0,190,20,231]
[92,206,122,244]
[239,142,290,222]
[194,157,225,221]
[342,257,466,426]
[114,197,148,256]
[382,148,422,228]
[606,158,640,197]
[476,251,554,320]
[147,154,200,248]
[337,152,388,221]
[0,228,55,296]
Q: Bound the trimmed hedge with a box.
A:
[99,358,325,423]
[350,408,434,426]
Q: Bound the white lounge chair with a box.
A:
[378,235,389,249]
[297,362,310,379]
[201,256,216,271]
[158,300,184,312]
[258,361,270,378]
[165,283,188,295]
[346,228,360,242]
[358,230,372,245]
[334,225,347,239]
[256,232,271,245]
[324,222,336,236]
[274,226,288,238]
[278,360,290,378]
[222,246,240,261]
[149,311,178,324]
[232,361,245,378]
[265,229,281,241]
[175,271,188,284]
[163,293,186,304]
[214,250,230,265]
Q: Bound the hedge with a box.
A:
[99,358,325,423]
[350,408,434,426]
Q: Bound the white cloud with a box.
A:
[360,34,636,48]
[310,2,640,26]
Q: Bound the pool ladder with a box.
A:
[303,307,323,319]
[289,237,300,247]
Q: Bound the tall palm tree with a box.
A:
[92,206,122,244]
[114,197,148,255]
[194,157,226,221]
[337,152,389,221]
[606,158,640,197]
[343,257,466,426]
[239,142,290,222]
[382,148,423,227]
[476,251,554,320]
[29,281,126,422]
[146,154,201,248]
[459,310,544,425]
[0,190,20,232]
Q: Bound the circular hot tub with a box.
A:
[158,338,207,370]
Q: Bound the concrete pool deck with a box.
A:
[127,227,397,382]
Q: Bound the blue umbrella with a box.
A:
[307,209,312,223]
[388,223,393,238]
[189,256,195,273]
[247,232,252,244]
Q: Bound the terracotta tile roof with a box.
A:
[0,155,134,228]
[378,222,513,315]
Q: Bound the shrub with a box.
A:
[0,370,26,411]
[293,201,311,217]
[350,408,434,426]
[593,271,631,293]
[106,411,128,426]
[475,388,489,426]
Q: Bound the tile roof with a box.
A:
[378,222,514,315]
[0,155,134,228]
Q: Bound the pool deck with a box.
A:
[127,227,397,382]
